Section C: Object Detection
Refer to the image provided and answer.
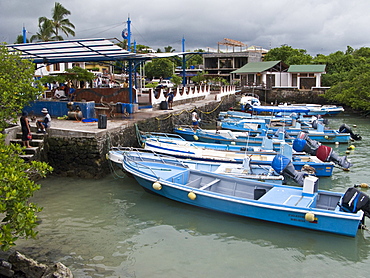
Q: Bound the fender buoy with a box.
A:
[188,191,196,200]
[152,182,162,190]
[305,212,315,222]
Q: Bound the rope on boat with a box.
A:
[107,157,126,179]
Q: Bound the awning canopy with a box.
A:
[6,38,193,64]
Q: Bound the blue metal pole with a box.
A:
[127,17,131,51]
[22,26,26,43]
[128,60,133,103]
[182,36,186,86]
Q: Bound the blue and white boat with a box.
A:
[143,138,335,177]
[122,155,370,237]
[174,126,290,151]
[108,148,285,184]
[221,118,351,143]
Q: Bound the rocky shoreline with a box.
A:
[0,251,73,278]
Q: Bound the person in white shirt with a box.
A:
[192,111,200,129]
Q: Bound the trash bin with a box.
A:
[98,114,107,129]
[160,100,168,110]
[116,102,122,113]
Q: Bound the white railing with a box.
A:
[137,85,236,107]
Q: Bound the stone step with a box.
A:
[19,154,36,162]
[10,139,44,147]
[16,132,46,140]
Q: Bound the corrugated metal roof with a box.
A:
[6,38,193,64]
[231,61,281,74]
[288,65,326,73]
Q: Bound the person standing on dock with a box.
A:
[167,91,174,110]
[20,111,32,148]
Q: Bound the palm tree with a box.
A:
[30,18,55,42]
[33,2,75,42]
[50,2,75,39]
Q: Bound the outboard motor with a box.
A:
[339,124,362,141]
[273,128,293,139]
[293,132,353,169]
[67,102,83,120]
[294,132,320,155]
[341,187,370,218]
[272,154,307,186]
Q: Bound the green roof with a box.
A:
[288,65,326,73]
[231,61,281,74]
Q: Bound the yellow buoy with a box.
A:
[142,143,145,148]
[152,182,162,190]
[193,135,199,141]
[188,191,196,200]
[305,212,315,222]
[356,183,369,188]
[347,145,355,150]
[324,136,329,139]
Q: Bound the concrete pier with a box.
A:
[32,94,236,178]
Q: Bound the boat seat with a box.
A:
[186,177,202,188]
[199,179,220,190]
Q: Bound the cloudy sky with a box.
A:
[1,0,369,56]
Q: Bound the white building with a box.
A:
[231,61,327,89]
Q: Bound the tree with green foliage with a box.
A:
[144,58,174,80]
[30,17,56,42]
[186,49,205,68]
[164,46,175,53]
[0,44,53,250]
[40,66,95,88]
[14,35,29,44]
[323,46,370,111]
[34,2,75,42]
[191,71,209,84]
[264,45,313,65]
[170,74,182,87]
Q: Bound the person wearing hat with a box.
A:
[36,108,51,133]
[20,111,32,148]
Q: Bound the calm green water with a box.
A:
[4,113,370,278]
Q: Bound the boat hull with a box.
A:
[124,162,361,237]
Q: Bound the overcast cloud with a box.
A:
[1,0,369,56]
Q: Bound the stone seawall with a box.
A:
[243,88,330,105]
[45,95,236,179]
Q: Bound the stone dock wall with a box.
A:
[45,95,236,179]
[243,88,330,105]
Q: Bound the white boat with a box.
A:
[108,148,285,184]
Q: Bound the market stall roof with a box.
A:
[6,38,193,64]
